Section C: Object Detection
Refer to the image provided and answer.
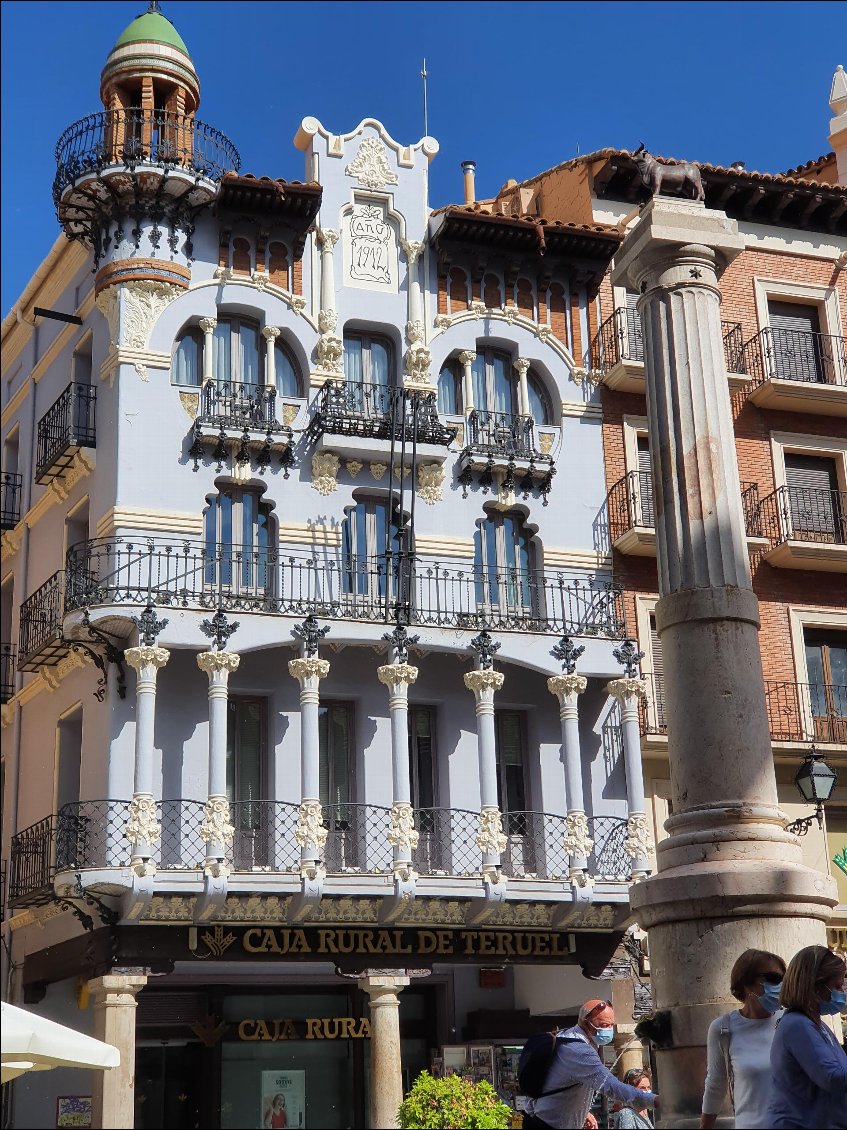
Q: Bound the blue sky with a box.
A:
[2,0,843,314]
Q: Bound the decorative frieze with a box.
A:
[370,462,387,481]
[346,459,364,478]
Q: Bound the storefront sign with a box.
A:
[241,1017,371,1041]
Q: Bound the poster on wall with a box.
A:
[261,1070,306,1130]
[56,1096,92,1129]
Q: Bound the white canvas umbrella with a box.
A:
[1,1001,120,1083]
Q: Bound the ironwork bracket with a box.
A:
[61,609,126,701]
[53,874,120,932]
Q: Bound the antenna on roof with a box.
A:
[421,58,429,137]
[148,0,162,12]
[576,142,581,156]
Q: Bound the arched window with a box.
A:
[527,369,553,425]
[472,348,513,416]
[214,317,261,386]
[437,359,463,416]
[173,325,203,386]
[203,487,274,594]
[343,332,394,414]
[274,338,302,398]
[474,511,536,613]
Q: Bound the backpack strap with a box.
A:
[718,1013,735,1108]
[538,1036,584,1099]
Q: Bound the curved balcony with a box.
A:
[8,801,633,907]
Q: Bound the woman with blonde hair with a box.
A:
[763,945,847,1129]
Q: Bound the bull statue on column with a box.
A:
[631,142,705,201]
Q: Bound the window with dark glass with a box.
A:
[472,348,513,416]
[343,332,394,413]
[341,497,408,598]
[319,701,353,811]
[203,487,274,592]
[226,697,265,859]
[768,301,826,383]
[804,629,847,741]
[408,705,436,811]
[274,337,302,398]
[173,326,203,386]
[474,512,534,611]
[495,711,527,833]
[437,359,463,416]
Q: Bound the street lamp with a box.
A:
[786,745,838,836]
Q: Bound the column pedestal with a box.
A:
[358,974,409,1130]
[89,973,147,1130]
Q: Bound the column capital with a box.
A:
[125,645,170,673]
[199,317,218,334]
[459,349,477,366]
[357,974,410,997]
[261,324,281,341]
[295,798,328,855]
[317,228,339,250]
[606,676,648,703]
[464,669,504,694]
[563,811,594,861]
[197,650,241,676]
[400,239,424,263]
[513,357,531,376]
[548,673,588,700]
[623,812,654,873]
[377,663,419,688]
[125,794,161,854]
[88,973,149,1000]
[289,657,331,682]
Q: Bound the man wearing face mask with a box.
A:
[701,948,787,1129]
[522,1000,658,1130]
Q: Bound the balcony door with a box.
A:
[495,711,537,874]
[784,455,844,544]
[343,332,393,415]
[804,630,847,743]
[341,497,409,605]
[227,697,266,868]
[624,291,644,361]
[204,487,274,595]
[213,317,261,387]
[320,702,355,869]
[474,512,535,617]
[768,301,827,384]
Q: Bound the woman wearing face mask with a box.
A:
[700,948,786,1129]
[764,945,847,1130]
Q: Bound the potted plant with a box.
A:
[398,1070,513,1129]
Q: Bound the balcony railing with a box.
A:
[53,108,241,205]
[64,537,627,638]
[308,382,455,447]
[759,485,847,545]
[465,410,545,462]
[1,643,15,704]
[640,673,847,746]
[35,382,96,484]
[8,801,633,905]
[1,471,22,529]
[591,309,747,376]
[740,327,846,388]
[608,470,655,542]
[18,571,66,670]
[196,380,285,433]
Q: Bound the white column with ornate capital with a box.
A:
[262,325,281,388]
[464,669,507,882]
[459,350,477,415]
[289,656,331,876]
[199,317,217,385]
[378,662,420,878]
[197,650,240,876]
[358,974,410,1130]
[547,672,592,882]
[606,674,652,880]
[514,357,531,417]
[316,229,343,375]
[124,645,169,875]
[89,973,148,1130]
[401,240,431,387]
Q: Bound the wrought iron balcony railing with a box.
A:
[591,308,747,376]
[196,380,284,433]
[1,471,22,530]
[308,381,455,446]
[740,327,846,388]
[759,485,847,546]
[53,108,241,206]
[608,470,655,541]
[35,382,96,484]
[64,537,627,638]
[1,643,15,704]
[464,410,546,462]
[18,571,66,670]
[8,800,633,905]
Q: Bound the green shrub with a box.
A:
[398,1070,513,1129]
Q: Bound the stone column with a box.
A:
[606,677,651,881]
[378,661,420,877]
[401,240,431,387]
[199,317,217,385]
[197,651,240,875]
[613,197,836,1126]
[262,325,281,388]
[288,656,331,876]
[464,669,507,881]
[459,350,477,415]
[547,672,592,882]
[89,972,147,1130]
[124,645,169,875]
[358,974,410,1130]
[611,979,644,1078]
[316,229,343,375]
[514,357,531,417]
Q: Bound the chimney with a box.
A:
[829,65,847,185]
[462,160,476,205]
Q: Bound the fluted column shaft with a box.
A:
[378,663,420,873]
[124,646,169,866]
[197,651,240,870]
[547,674,591,876]
[607,678,650,879]
[289,656,331,874]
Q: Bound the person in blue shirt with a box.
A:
[764,944,847,1129]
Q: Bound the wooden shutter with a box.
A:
[784,456,838,540]
[767,302,823,382]
[649,613,666,729]
[637,436,654,525]
[625,291,644,360]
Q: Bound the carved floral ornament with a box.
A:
[417,463,445,505]
[200,795,235,849]
[295,799,329,852]
[623,813,654,862]
[125,794,162,849]
[377,663,419,688]
[463,669,505,694]
[345,137,399,191]
[95,280,182,351]
[606,677,648,703]
[387,802,420,852]
[547,673,588,702]
[197,650,241,677]
[476,806,508,856]
[564,811,594,860]
[288,657,331,682]
[311,452,340,495]
[124,645,170,674]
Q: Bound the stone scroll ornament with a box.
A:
[631,143,705,201]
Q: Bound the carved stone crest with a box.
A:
[345,137,399,190]
[417,463,445,505]
[311,452,340,495]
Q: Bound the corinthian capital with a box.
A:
[197,651,241,676]
[288,657,331,681]
[377,663,419,688]
[463,670,505,694]
[459,350,477,367]
[605,677,648,703]
[199,317,218,335]
[318,228,339,250]
[261,325,281,342]
[125,646,170,674]
[547,673,588,701]
[514,357,531,377]
[400,239,424,264]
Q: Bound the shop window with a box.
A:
[474,511,535,613]
[203,487,274,594]
[437,358,463,416]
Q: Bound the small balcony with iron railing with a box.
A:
[758,484,847,572]
[7,800,634,909]
[591,309,747,393]
[1,643,16,704]
[64,536,627,640]
[741,327,847,416]
[1,471,23,530]
[35,382,96,484]
[188,381,293,471]
[608,472,765,557]
[17,572,68,672]
[459,410,555,499]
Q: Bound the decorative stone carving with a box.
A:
[199,317,218,335]
[122,281,182,350]
[400,240,424,264]
[564,811,594,859]
[417,463,445,505]
[295,798,329,853]
[288,657,331,682]
[346,459,364,478]
[282,403,299,426]
[463,670,505,694]
[623,813,654,861]
[565,903,616,928]
[300,897,380,924]
[476,806,507,856]
[404,345,432,383]
[345,137,398,190]
[2,526,23,558]
[535,324,552,343]
[214,266,234,282]
[252,271,269,291]
[453,422,465,447]
[396,899,466,925]
[370,462,387,481]
[318,309,338,334]
[311,452,340,496]
[318,228,340,251]
[95,287,120,348]
[570,366,603,388]
[349,202,394,286]
[433,314,452,330]
[377,663,419,688]
[199,795,235,848]
[468,300,487,317]
[125,646,170,674]
[405,319,425,345]
[387,801,420,852]
[261,325,281,344]
[547,673,588,700]
[484,902,554,927]
[125,794,162,850]
[289,296,306,315]
[197,650,241,677]
[144,895,198,922]
[316,332,344,373]
[538,432,554,455]
[502,304,519,324]
[179,390,199,419]
[606,677,648,703]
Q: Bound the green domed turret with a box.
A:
[113,10,191,57]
